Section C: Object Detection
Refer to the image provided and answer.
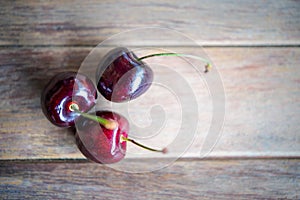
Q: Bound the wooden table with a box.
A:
[0,1,299,199]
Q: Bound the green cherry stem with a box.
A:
[121,136,168,154]
[137,52,212,73]
[69,103,118,130]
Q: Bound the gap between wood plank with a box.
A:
[1,44,300,48]
[1,155,300,163]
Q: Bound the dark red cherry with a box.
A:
[75,111,129,164]
[41,72,97,127]
[96,47,153,103]
[74,109,167,164]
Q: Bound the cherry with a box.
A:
[96,47,153,103]
[96,47,212,103]
[75,110,128,164]
[41,72,97,127]
[71,104,167,164]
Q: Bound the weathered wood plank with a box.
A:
[0,0,299,46]
[0,159,299,199]
[0,47,299,160]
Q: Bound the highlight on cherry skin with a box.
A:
[41,72,97,127]
[70,103,167,164]
[96,47,212,103]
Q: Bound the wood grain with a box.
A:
[1,1,298,199]
[0,159,299,199]
[0,0,299,46]
[0,47,299,160]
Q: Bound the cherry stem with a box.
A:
[121,136,167,154]
[137,52,212,73]
[69,103,118,130]
[70,103,167,154]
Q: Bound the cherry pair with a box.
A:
[41,47,211,164]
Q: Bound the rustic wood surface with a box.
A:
[0,0,299,46]
[0,0,299,199]
[0,159,299,200]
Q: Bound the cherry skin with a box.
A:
[41,72,97,127]
[75,110,129,164]
[96,47,153,103]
